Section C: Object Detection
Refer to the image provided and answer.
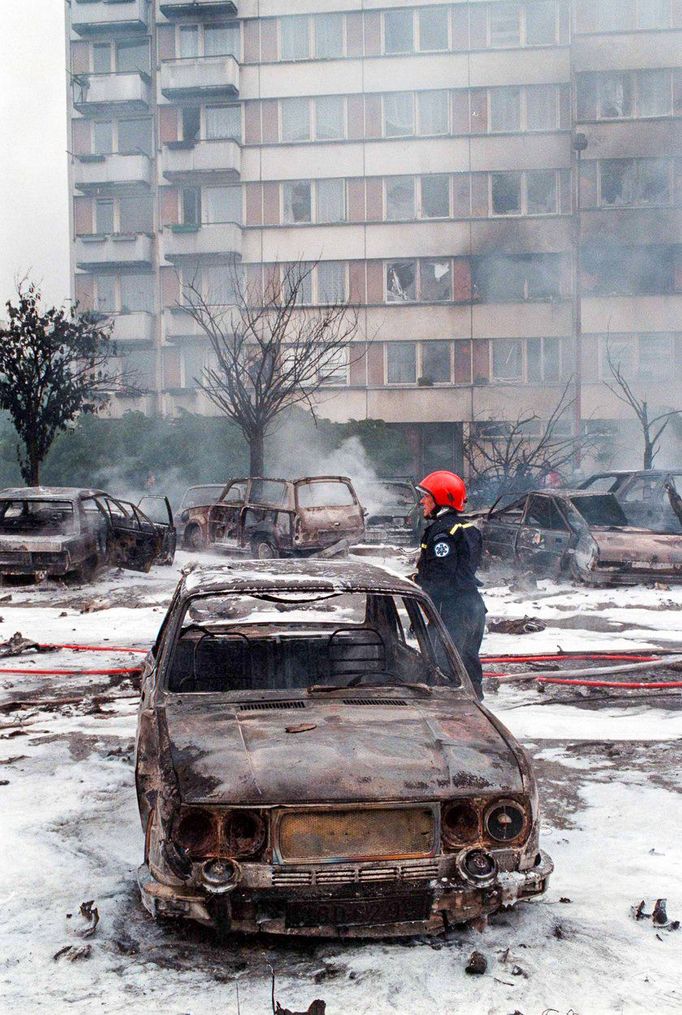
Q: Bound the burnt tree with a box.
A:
[0,282,123,485]
[605,349,681,469]
[181,261,359,476]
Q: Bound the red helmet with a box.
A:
[417,471,467,512]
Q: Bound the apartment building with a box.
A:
[66,0,682,475]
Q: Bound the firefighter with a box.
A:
[414,471,486,699]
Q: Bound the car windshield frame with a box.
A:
[0,498,77,536]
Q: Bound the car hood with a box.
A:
[591,527,682,566]
[0,534,80,551]
[162,696,524,805]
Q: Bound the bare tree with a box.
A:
[181,260,359,475]
[464,383,596,502]
[605,348,681,469]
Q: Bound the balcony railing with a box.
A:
[75,233,153,269]
[109,311,155,342]
[161,222,242,261]
[72,72,151,113]
[160,0,237,16]
[71,0,150,35]
[160,55,239,99]
[74,153,152,191]
[161,138,240,181]
[163,307,218,339]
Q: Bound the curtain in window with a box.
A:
[206,105,241,140]
[384,93,414,136]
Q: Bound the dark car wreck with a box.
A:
[362,478,423,544]
[0,487,175,580]
[577,470,682,533]
[134,560,552,939]
[179,476,365,558]
[478,490,682,585]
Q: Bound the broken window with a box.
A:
[583,244,674,295]
[280,16,310,61]
[421,175,450,218]
[638,69,670,116]
[386,260,416,302]
[206,105,241,141]
[490,3,521,46]
[93,120,113,155]
[526,85,557,129]
[421,342,451,382]
[383,93,415,137]
[387,342,417,383]
[600,73,632,118]
[120,273,154,313]
[314,96,345,140]
[526,496,568,530]
[600,158,670,206]
[384,9,414,53]
[317,179,345,223]
[474,254,561,301]
[281,98,310,142]
[421,259,452,301]
[282,180,312,224]
[317,261,347,303]
[491,172,522,214]
[182,107,201,142]
[492,338,523,381]
[314,13,344,59]
[318,346,348,385]
[249,480,289,506]
[182,187,201,226]
[417,91,449,135]
[0,499,75,536]
[419,7,449,50]
[569,495,628,527]
[386,177,415,220]
[119,118,152,155]
[526,1,557,44]
[527,170,557,214]
[490,87,521,131]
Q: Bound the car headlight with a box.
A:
[441,801,479,848]
[223,810,266,858]
[484,799,528,843]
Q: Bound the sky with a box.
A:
[0,1,70,310]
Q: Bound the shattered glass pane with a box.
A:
[386,260,416,302]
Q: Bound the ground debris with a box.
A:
[79,598,114,613]
[465,950,487,975]
[75,899,99,938]
[0,632,50,657]
[487,616,546,635]
[631,898,679,930]
[275,1002,326,1015]
[53,944,92,962]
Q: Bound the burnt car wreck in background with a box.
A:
[478,490,682,585]
[362,478,423,545]
[577,469,682,533]
[135,560,552,939]
[178,476,365,558]
[0,488,175,581]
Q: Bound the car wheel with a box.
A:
[184,525,205,551]
[250,535,278,560]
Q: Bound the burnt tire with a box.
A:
[184,525,206,551]
[250,535,278,560]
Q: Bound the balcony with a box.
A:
[160,56,239,100]
[109,311,155,342]
[161,139,241,181]
[162,222,241,261]
[164,307,214,340]
[160,1,237,15]
[74,153,152,191]
[72,72,151,114]
[75,233,153,269]
[71,0,150,35]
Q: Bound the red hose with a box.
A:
[482,648,682,690]
[41,643,149,655]
[537,677,682,689]
[0,666,142,676]
[482,653,659,664]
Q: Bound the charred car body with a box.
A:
[134,560,552,938]
[578,470,682,533]
[479,490,682,584]
[174,485,224,547]
[0,488,175,580]
[179,476,365,558]
[363,478,423,544]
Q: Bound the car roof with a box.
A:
[182,559,417,596]
[0,486,107,499]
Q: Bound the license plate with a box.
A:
[286,893,432,929]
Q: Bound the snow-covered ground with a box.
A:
[1,550,681,1015]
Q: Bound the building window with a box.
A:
[116,40,150,74]
[421,259,452,302]
[527,336,561,382]
[637,0,670,29]
[182,187,201,226]
[314,13,344,59]
[120,273,154,314]
[525,85,558,130]
[201,264,236,305]
[182,346,205,390]
[386,177,416,221]
[179,25,199,58]
[383,93,415,137]
[527,170,557,214]
[386,261,417,302]
[491,172,522,215]
[638,333,672,379]
[421,175,450,218]
[282,181,312,224]
[490,87,521,131]
[280,15,310,61]
[95,198,115,234]
[421,342,451,382]
[314,96,345,140]
[525,1,557,44]
[319,347,348,385]
[93,121,113,155]
[93,43,111,74]
[94,274,116,312]
[601,336,637,377]
[119,195,152,233]
[417,91,449,135]
[384,10,414,54]
[419,8,449,51]
[490,3,522,46]
[638,69,670,116]
[387,343,417,383]
[582,244,674,295]
[281,97,310,142]
[473,254,562,301]
[204,23,239,58]
[317,262,347,304]
[182,107,200,142]
[203,186,241,224]
[206,105,241,141]
[597,0,631,30]
[599,158,670,207]
[578,70,672,120]
[317,179,346,223]
[118,118,152,155]
[492,339,524,381]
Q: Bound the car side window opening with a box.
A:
[221,482,247,504]
[0,499,75,535]
[296,481,356,508]
[569,495,628,527]
[525,496,568,531]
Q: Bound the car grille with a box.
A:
[341,698,409,706]
[271,860,440,889]
[276,806,437,863]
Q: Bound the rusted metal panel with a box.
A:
[276,806,436,863]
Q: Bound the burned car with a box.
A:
[0,487,175,580]
[174,485,224,547]
[180,476,365,557]
[362,478,423,544]
[578,470,682,533]
[134,560,552,938]
[479,490,682,585]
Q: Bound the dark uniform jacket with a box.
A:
[415,509,483,601]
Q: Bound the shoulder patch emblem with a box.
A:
[434,541,450,557]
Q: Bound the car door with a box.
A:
[516,495,572,571]
[99,495,162,572]
[137,496,176,564]
[208,480,247,545]
[481,497,526,560]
